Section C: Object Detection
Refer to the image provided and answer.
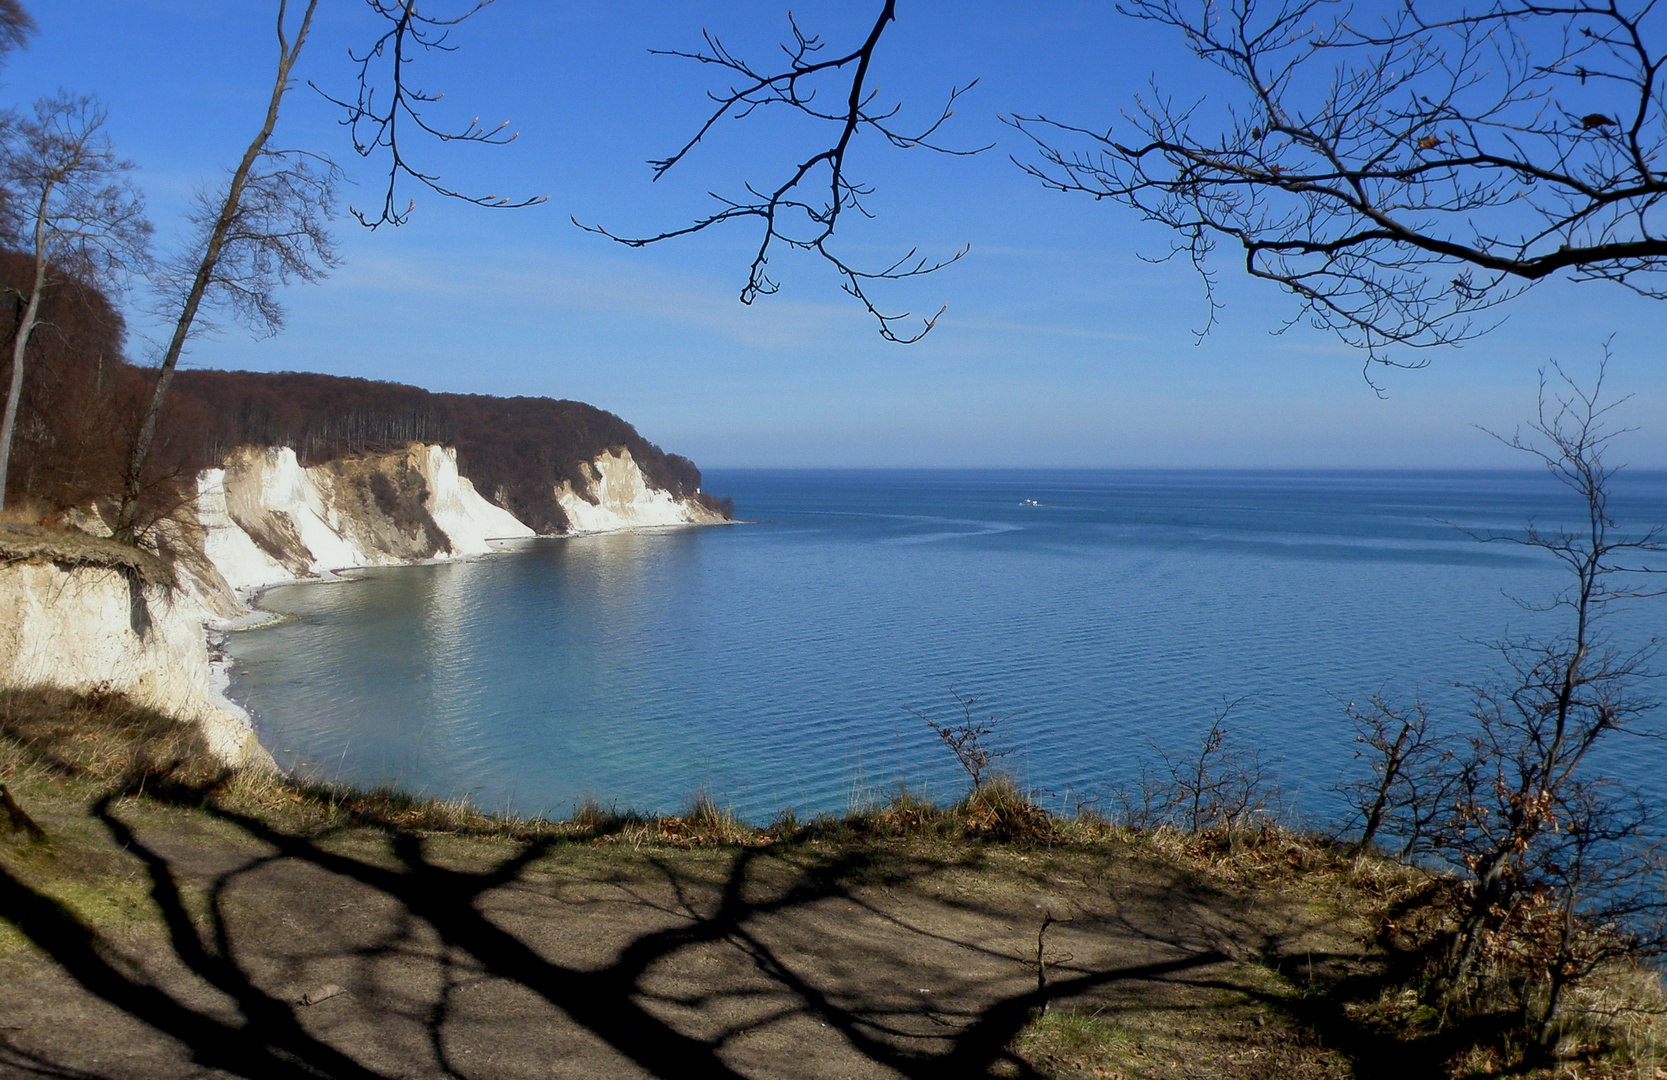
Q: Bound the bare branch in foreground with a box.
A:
[313,0,546,228]
[1011,1,1667,378]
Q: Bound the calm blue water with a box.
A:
[226,470,1667,823]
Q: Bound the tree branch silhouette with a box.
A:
[311,0,546,228]
[1011,0,1667,379]
[580,3,984,343]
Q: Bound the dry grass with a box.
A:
[1012,1000,1345,1080]
[1125,820,1395,893]
[1553,968,1667,1072]
[1338,977,1667,1079]
[0,686,223,789]
[0,501,47,527]
[0,688,1114,860]
[0,688,1390,872]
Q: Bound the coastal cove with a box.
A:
[225,468,1667,824]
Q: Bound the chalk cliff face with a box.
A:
[0,550,272,772]
[196,443,536,595]
[193,441,727,595]
[556,447,731,533]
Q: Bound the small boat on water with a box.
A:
[1020,499,1040,506]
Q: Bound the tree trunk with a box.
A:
[1442,848,1516,1003]
[1353,718,1415,854]
[0,216,51,512]
[113,0,318,542]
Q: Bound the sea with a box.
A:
[224,469,1667,825]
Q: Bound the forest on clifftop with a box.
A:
[0,252,729,533]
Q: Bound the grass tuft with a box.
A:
[956,775,1057,843]
[1015,1007,1131,1073]
[0,501,48,527]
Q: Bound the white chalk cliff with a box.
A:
[0,545,272,771]
[0,440,727,770]
[197,443,535,595]
[556,447,728,533]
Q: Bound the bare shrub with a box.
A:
[1341,361,1667,1044]
[911,689,1013,792]
[1337,692,1458,858]
[1114,698,1281,836]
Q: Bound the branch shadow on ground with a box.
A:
[0,780,1425,1079]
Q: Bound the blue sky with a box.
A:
[8,1,1666,468]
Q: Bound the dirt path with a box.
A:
[0,792,1367,1079]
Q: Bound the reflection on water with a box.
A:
[228,469,1667,822]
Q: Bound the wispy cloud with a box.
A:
[329,247,872,351]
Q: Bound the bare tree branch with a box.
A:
[911,689,1014,791]
[151,151,340,340]
[581,3,985,343]
[1010,0,1667,377]
[312,0,546,228]
[1115,697,1282,834]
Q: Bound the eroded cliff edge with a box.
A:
[0,527,273,771]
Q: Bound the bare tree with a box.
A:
[1008,1,1667,376]
[1523,780,1667,1041]
[112,0,325,541]
[114,0,542,542]
[582,4,982,343]
[1341,360,1667,1036]
[0,94,148,510]
[1338,691,1458,857]
[1435,362,1665,1026]
[1115,697,1281,834]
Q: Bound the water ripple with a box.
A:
[229,469,1667,822]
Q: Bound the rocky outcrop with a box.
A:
[555,447,731,533]
[196,444,535,595]
[0,530,272,772]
